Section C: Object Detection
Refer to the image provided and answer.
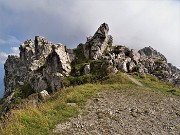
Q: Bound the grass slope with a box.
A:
[0,72,179,135]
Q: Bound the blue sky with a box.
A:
[0,0,180,97]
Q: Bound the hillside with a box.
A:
[0,23,180,134]
[0,72,180,134]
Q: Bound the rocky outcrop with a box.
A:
[138,47,176,82]
[4,55,27,96]
[83,23,113,60]
[3,23,180,98]
[4,36,71,97]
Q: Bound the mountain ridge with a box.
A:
[0,23,180,119]
[3,23,180,98]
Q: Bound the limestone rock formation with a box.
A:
[4,36,71,97]
[3,23,180,99]
[83,23,113,60]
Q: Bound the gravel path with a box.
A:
[54,89,180,135]
[127,75,143,87]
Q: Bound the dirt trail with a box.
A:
[54,88,180,135]
[127,75,143,87]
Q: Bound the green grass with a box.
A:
[0,72,179,135]
[132,73,180,96]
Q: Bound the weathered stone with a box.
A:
[83,23,113,60]
[4,55,27,97]
[4,36,72,97]
[113,45,130,57]
[129,49,140,63]
[138,46,167,62]
[67,49,75,62]
[83,64,90,74]
[39,90,49,100]
[128,61,136,72]
[117,61,128,72]
[29,73,48,93]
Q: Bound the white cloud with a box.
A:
[0,52,8,58]
[0,52,8,64]
[10,47,19,54]
[0,47,19,64]
[0,0,179,68]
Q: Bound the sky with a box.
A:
[0,0,180,97]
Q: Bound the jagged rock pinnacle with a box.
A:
[83,23,113,60]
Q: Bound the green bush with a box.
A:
[131,66,140,72]
[62,74,99,87]
[8,84,34,109]
[90,60,108,77]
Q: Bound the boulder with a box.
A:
[117,61,128,72]
[129,49,140,63]
[113,45,130,57]
[128,61,136,72]
[39,90,49,100]
[83,64,90,74]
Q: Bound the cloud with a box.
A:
[0,0,179,97]
[0,0,179,68]
[10,47,19,54]
[0,52,8,64]
[0,47,19,64]
[0,34,20,64]
[0,52,8,58]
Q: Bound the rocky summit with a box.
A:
[1,23,180,135]
[4,23,180,98]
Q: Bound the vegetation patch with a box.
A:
[62,74,100,87]
[9,84,34,109]
[133,73,180,96]
[90,60,108,77]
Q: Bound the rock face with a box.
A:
[83,23,113,60]
[3,23,180,97]
[4,36,71,97]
